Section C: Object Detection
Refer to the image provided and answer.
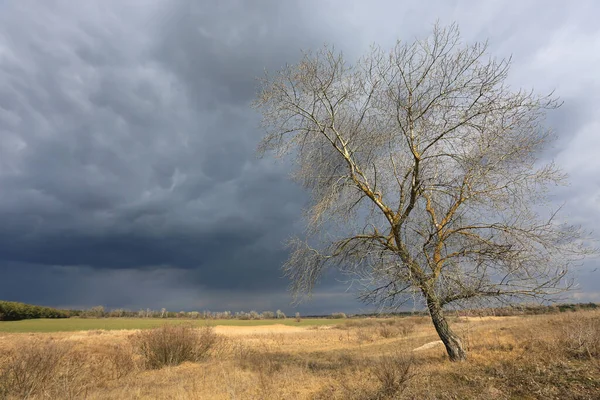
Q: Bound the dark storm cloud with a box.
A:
[0,1,308,294]
[1,0,599,312]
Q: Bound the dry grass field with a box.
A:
[0,310,598,399]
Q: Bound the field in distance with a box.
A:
[0,317,343,333]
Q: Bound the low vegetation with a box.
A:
[131,325,218,369]
[0,309,598,399]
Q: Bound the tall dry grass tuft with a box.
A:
[131,324,217,369]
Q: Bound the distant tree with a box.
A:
[254,23,591,361]
[276,310,286,319]
[220,311,232,319]
[109,308,124,318]
[90,306,105,318]
[237,311,251,320]
[330,312,347,319]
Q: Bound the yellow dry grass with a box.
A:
[0,311,599,399]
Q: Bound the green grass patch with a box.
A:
[0,317,340,333]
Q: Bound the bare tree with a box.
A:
[254,24,591,361]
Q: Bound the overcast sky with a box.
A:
[1,0,598,314]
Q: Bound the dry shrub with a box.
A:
[131,324,217,369]
[0,339,93,400]
[557,313,600,360]
[377,323,399,339]
[398,322,416,337]
[102,343,137,379]
[0,339,71,399]
[355,327,375,344]
[51,350,90,400]
[371,352,415,399]
[209,335,235,359]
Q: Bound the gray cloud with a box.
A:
[0,0,598,313]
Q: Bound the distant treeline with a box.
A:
[1,301,597,322]
[56,302,600,320]
[67,306,292,320]
[451,302,599,317]
[0,301,70,321]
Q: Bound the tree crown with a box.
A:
[254,24,591,310]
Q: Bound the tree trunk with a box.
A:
[425,296,467,361]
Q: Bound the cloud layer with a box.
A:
[1,0,598,313]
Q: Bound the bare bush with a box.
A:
[355,327,374,344]
[382,319,416,337]
[102,343,137,379]
[131,324,217,369]
[557,314,600,359]
[0,339,71,399]
[377,323,399,339]
[371,353,415,398]
[51,350,90,400]
[398,322,416,337]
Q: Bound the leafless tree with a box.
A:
[254,24,591,361]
